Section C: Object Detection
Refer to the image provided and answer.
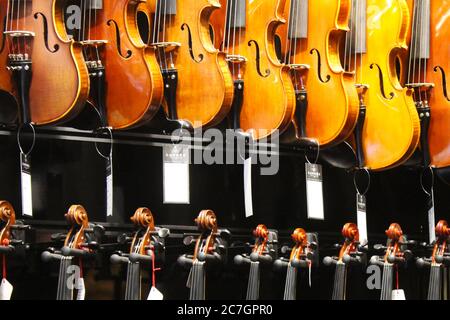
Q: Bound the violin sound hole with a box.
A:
[370,63,394,100]
[107,20,133,59]
[434,66,450,102]
[310,49,330,83]
[34,13,60,53]
[181,23,204,63]
[0,16,6,53]
[248,40,270,78]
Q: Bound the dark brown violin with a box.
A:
[0,0,89,125]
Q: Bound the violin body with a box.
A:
[211,0,295,139]
[153,0,233,128]
[358,0,420,170]
[90,0,163,129]
[4,0,89,125]
[405,0,450,168]
[278,0,359,146]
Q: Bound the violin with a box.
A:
[416,220,450,300]
[0,201,15,248]
[277,0,359,146]
[149,0,234,129]
[282,228,308,300]
[323,223,361,300]
[1,0,89,125]
[405,0,450,168]
[78,0,164,129]
[178,209,220,300]
[111,207,168,300]
[343,0,420,170]
[210,0,295,139]
[370,223,414,300]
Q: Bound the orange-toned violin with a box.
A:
[405,0,450,168]
[210,0,295,139]
[81,0,163,129]
[0,201,15,248]
[277,0,359,146]
[343,0,420,170]
[1,0,89,125]
[148,0,233,129]
[283,228,308,300]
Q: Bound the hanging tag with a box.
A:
[392,289,406,300]
[20,153,33,217]
[0,278,13,300]
[147,286,164,300]
[305,163,324,220]
[356,193,368,245]
[244,156,253,218]
[163,144,190,204]
[427,190,436,243]
[106,156,113,217]
[76,277,85,300]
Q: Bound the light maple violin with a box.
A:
[210,0,295,140]
[344,0,420,171]
[148,0,234,129]
[277,0,359,147]
[0,0,89,125]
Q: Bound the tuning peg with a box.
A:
[416,258,431,268]
[281,245,291,254]
[343,254,361,265]
[369,255,384,266]
[308,242,318,249]
[158,228,170,238]
[51,233,67,241]
[183,235,196,246]
[323,256,337,266]
[117,233,132,244]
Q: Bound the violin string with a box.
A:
[162,0,168,69]
[222,0,229,54]
[283,0,291,65]
[5,0,11,55]
[417,0,423,103]
[23,0,27,56]
[422,0,428,103]
[412,1,419,101]
[343,0,350,72]
[237,0,242,78]
[156,0,164,71]
[354,0,359,82]
[359,0,363,84]
[408,0,416,86]
[294,0,301,90]
[232,0,238,79]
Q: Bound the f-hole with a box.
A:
[248,40,270,78]
[34,13,60,53]
[370,63,394,100]
[434,66,450,102]
[0,16,6,53]
[181,23,203,63]
[310,48,330,83]
[107,20,132,59]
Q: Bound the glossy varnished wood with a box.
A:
[278,0,359,147]
[152,0,234,129]
[212,0,295,140]
[358,0,420,170]
[12,0,89,125]
[91,0,163,129]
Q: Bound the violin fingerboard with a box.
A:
[288,0,308,39]
[411,0,430,59]
[350,0,367,54]
[227,0,246,29]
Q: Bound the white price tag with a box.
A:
[427,191,436,244]
[76,277,85,300]
[106,156,113,217]
[392,289,406,300]
[147,286,164,300]
[0,278,13,300]
[244,157,253,218]
[20,153,33,217]
[305,163,324,220]
[356,193,368,245]
[163,145,190,204]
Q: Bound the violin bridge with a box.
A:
[226,54,247,63]
[289,63,310,70]
[3,31,35,38]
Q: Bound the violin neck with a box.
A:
[124,262,141,300]
[349,0,367,55]
[427,264,442,300]
[56,257,74,301]
[287,0,308,40]
[246,261,260,300]
[188,260,206,300]
[332,262,347,300]
[380,263,394,300]
[283,264,298,300]
[411,0,431,60]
